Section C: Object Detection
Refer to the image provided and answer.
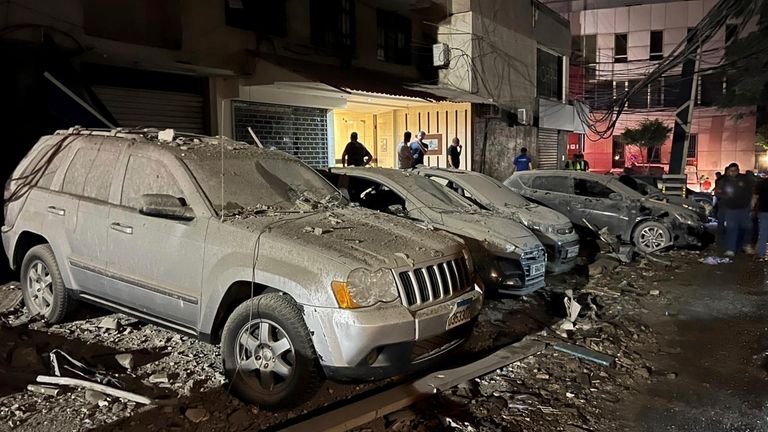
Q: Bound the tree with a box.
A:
[621,118,673,173]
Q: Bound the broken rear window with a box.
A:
[388,174,473,211]
[187,155,341,212]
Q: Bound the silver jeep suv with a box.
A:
[2,128,483,408]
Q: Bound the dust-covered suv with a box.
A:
[2,128,483,408]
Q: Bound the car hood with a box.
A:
[225,207,463,270]
[438,211,542,254]
[494,203,571,227]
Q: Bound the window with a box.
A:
[121,156,183,209]
[586,80,614,110]
[612,136,626,169]
[650,31,663,60]
[530,176,571,194]
[699,73,724,106]
[649,79,662,107]
[614,34,628,63]
[647,146,662,163]
[627,79,648,109]
[62,148,98,196]
[83,150,120,201]
[377,10,412,65]
[687,134,698,159]
[725,24,738,45]
[225,0,287,36]
[574,179,614,199]
[663,75,680,107]
[310,0,355,54]
[537,48,564,100]
[584,35,597,65]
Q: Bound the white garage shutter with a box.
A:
[93,86,205,134]
[537,128,559,170]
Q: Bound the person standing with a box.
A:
[341,132,372,167]
[397,131,414,169]
[447,137,462,169]
[512,147,533,173]
[410,130,428,167]
[715,163,755,257]
[755,175,768,261]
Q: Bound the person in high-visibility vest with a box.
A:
[565,153,589,171]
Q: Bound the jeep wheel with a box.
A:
[21,244,73,323]
[633,221,670,254]
[221,294,322,409]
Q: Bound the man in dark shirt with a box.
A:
[448,137,462,169]
[755,176,768,260]
[715,163,755,256]
[341,132,372,167]
[410,131,428,167]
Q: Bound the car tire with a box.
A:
[632,220,671,254]
[20,244,74,323]
[221,293,322,409]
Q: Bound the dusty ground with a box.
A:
[1,249,767,431]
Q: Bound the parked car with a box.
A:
[628,175,714,218]
[413,167,580,274]
[2,128,484,408]
[320,167,547,295]
[504,170,707,254]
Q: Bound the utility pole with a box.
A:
[668,33,701,175]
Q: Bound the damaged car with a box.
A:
[2,128,483,408]
[413,167,580,274]
[320,167,547,295]
[504,171,707,254]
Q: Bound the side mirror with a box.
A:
[609,192,623,201]
[139,194,195,221]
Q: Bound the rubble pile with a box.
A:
[375,252,689,432]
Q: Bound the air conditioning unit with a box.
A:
[432,43,450,67]
[517,108,528,125]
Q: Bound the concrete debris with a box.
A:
[26,384,62,397]
[700,256,732,265]
[148,373,169,384]
[185,407,210,423]
[394,252,415,267]
[115,353,134,370]
[158,128,175,142]
[649,289,660,296]
[0,282,23,313]
[97,317,121,331]
[37,376,158,405]
[85,389,108,405]
[552,343,615,367]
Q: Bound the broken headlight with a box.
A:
[517,215,556,235]
[331,268,398,309]
[674,212,699,225]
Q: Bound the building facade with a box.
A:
[543,0,757,189]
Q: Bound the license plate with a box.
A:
[565,246,579,259]
[531,263,545,276]
[446,298,473,330]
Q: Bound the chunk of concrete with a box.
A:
[185,408,210,423]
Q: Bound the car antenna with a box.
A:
[220,100,225,222]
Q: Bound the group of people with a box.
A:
[340,130,463,169]
[713,163,768,260]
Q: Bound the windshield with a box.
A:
[391,173,473,211]
[186,154,341,213]
[457,174,530,207]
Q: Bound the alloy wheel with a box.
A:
[26,260,54,315]
[235,319,295,391]
[639,226,666,251]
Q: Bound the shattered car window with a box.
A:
[390,173,473,211]
[530,176,572,194]
[121,156,184,209]
[574,179,614,199]
[188,155,341,212]
[457,174,530,207]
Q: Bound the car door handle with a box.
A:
[47,206,65,216]
[110,222,133,235]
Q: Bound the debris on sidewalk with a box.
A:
[699,256,732,265]
[553,342,615,367]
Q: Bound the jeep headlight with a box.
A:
[482,239,523,256]
[331,268,398,309]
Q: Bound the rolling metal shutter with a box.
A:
[537,128,559,170]
[93,86,205,134]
